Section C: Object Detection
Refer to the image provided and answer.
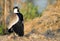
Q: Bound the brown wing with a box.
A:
[8,14,19,29]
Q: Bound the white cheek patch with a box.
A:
[8,15,19,29]
[14,9,18,13]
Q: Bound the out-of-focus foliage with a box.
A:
[20,2,39,21]
[0,25,4,35]
[0,6,2,15]
[0,6,4,35]
[0,1,42,34]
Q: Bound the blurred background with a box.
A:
[0,0,60,41]
[0,0,56,34]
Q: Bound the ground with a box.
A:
[0,31,60,41]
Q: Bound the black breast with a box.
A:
[8,12,24,36]
[12,20,24,36]
[16,13,23,22]
[13,13,24,36]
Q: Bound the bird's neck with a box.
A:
[15,13,20,19]
[16,13,19,15]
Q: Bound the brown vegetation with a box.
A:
[24,0,60,35]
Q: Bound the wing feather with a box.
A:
[8,14,19,29]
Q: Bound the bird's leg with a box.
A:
[13,32,17,39]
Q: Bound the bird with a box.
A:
[7,7,24,37]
